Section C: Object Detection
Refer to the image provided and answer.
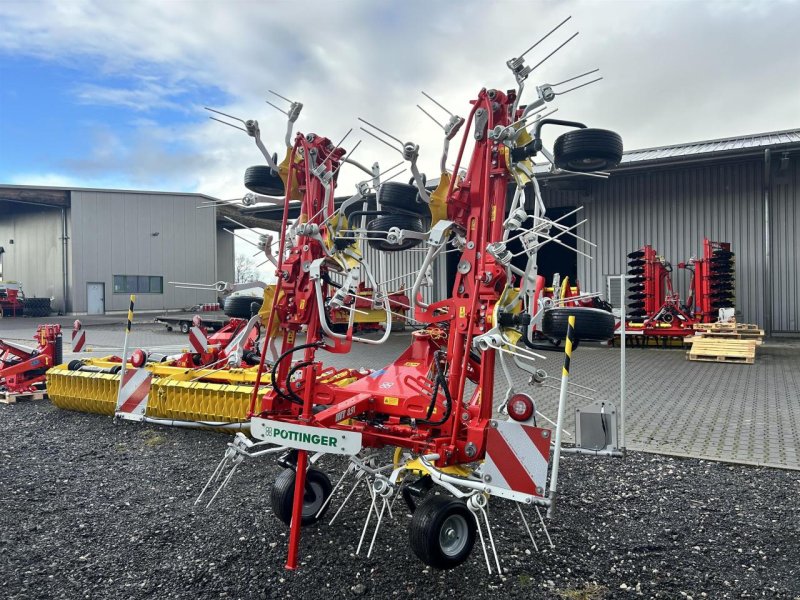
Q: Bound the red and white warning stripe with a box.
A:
[188,326,208,353]
[483,421,551,497]
[72,328,86,352]
[115,367,152,420]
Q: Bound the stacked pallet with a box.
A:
[686,322,764,364]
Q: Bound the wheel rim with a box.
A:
[300,480,325,517]
[439,514,468,557]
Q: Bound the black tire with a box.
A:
[244,165,285,196]
[627,250,645,259]
[409,495,476,570]
[342,193,377,223]
[378,182,430,217]
[628,268,644,276]
[541,307,616,342]
[224,295,263,319]
[270,468,332,527]
[627,259,645,267]
[179,321,190,334]
[553,128,623,172]
[367,215,424,251]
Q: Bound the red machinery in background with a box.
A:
[625,238,735,339]
[0,324,62,394]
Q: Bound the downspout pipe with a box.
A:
[61,206,69,315]
[763,149,772,337]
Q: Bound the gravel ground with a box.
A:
[1,401,799,600]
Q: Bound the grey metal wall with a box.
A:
[539,159,771,329]
[0,205,65,311]
[362,243,447,308]
[771,152,800,333]
[70,191,218,312]
[216,226,235,287]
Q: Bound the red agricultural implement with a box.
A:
[0,324,62,395]
[189,20,631,574]
[624,239,735,340]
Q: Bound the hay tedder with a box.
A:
[185,19,632,573]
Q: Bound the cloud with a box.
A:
[1,0,799,200]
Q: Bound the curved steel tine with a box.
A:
[517,16,572,60]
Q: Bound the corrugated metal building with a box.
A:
[536,129,800,335]
[0,185,236,314]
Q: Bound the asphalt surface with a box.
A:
[2,400,798,599]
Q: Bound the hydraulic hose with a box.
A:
[270,342,320,404]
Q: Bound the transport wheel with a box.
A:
[271,468,332,527]
[367,214,424,251]
[553,128,623,172]
[179,321,190,334]
[627,250,645,259]
[244,165,285,196]
[627,267,644,276]
[627,259,645,267]
[409,495,476,570]
[541,306,615,342]
[378,182,429,217]
[224,295,263,319]
[342,193,377,223]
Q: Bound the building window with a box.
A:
[113,275,164,294]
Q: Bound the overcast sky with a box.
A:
[1,0,799,274]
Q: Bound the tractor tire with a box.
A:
[342,193,377,223]
[224,295,263,319]
[270,468,332,527]
[244,165,285,197]
[409,495,476,570]
[378,182,430,217]
[541,307,615,342]
[23,297,51,317]
[553,128,623,173]
[367,214,424,251]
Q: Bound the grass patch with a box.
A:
[557,583,607,600]
[143,433,168,447]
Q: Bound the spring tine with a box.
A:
[536,506,555,548]
[357,117,405,145]
[265,99,289,116]
[329,475,363,525]
[195,453,230,505]
[316,466,353,518]
[268,89,294,104]
[480,505,502,576]
[530,31,579,73]
[360,127,403,154]
[205,106,246,123]
[420,90,454,116]
[366,498,388,557]
[356,486,378,555]
[551,68,600,88]
[208,116,247,133]
[416,104,445,130]
[330,140,361,179]
[556,76,603,96]
[518,16,572,59]
[472,508,493,573]
[376,160,404,179]
[206,461,239,508]
[516,503,540,552]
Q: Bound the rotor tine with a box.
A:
[556,76,603,96]
[316,466,353,518]
[380,167,407,184]
[268,89,294,104]
[195,453,230,505]
[366,498,388,557]
[551,68,600,88]
[471,507,493,573]
[360,127,404,155]
[330,140,361,179]
[535,506,555,548]
[265,99,289,116]
[356,484,378,555]
[376,160,405,179]
[329,474,363,525]
[357,117,404,145]
[480,505,502,576]
[208,116,247,133]
[206,460,240,508]
[530,31,579,73]
[516,503,540,552]
[205,106,246,124]
[416,104,445,130]
[420,90,454,117]
[517,16,572,59]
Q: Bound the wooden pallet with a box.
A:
[693,331,764,343]
[0,390,48,405]
[694,322,761,332]
[686,339,757,364]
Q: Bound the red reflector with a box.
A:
[508,393,534,422]
[130,349,147,368]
